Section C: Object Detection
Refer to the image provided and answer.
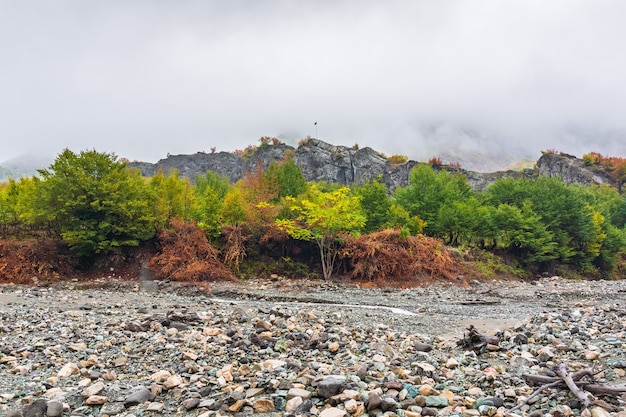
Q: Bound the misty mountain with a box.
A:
[0,154,52,182]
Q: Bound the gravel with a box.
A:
[1,276,626,417]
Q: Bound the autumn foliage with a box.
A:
[0,239,77,284]
[148,218,235,282]
[583,152,626,191]
[341,229,462,286]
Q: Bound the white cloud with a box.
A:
[1,0,625,166]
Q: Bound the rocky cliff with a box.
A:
[128,140,614,192]
[536,152,610,187]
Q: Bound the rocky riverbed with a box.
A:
[1,276,626,417]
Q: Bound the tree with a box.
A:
[487,177,607,267]
[36,149,155,259]
[394,164,472,238]
[193,170,231,237]
[277,184,365,280]
[351,177,391,233]
[148,169,195,230]
[264,158,308,201]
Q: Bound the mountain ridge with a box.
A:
[127,139,614,192]
[1,140,616,191]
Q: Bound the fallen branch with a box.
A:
[509,380,563,413]
[556,363,593,408]
[516,364,625,412]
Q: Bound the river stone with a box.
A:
[112,356,127,367]
[245,387,264,398]
[146,402,164,412]
[23,400,47,417]
[295,399,313,414]
[381,396,399,411]
[85,395,108,405]
[418,385,439,396]
[150,370,172,382]
[424,396,449,407]
[319,407,347,417]
[367,391,382,411]
[46,401,64,417]
[183,398,201,410]
[422,407,438,416]
[344,399,359,414]
[57,362,79,377]
[317,377,345,398]
[82,381,105,397]
[163,374,183,389]
[285,396,303,412]
[414,342,433,352]
[101,403,125,415]
[6,410,23,417]
[287,388,312,400]
[199,399,220,409]
[124,386,154,407]
[252,398,274,413]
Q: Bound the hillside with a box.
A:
[128,139,615,192]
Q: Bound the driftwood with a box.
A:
[457,325,500,353]
[512,363,626,413]
[556,363,593,408]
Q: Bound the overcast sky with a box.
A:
[1,0,625,166]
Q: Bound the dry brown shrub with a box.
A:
[148,218,236,282]
[0,239,77,284]
[342,229,463,286]
[221,225,249,272]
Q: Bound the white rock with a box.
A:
[82,381,105,398]
[57,362,79,378]
[163,374,183,389]
[319,407,347,417]
[285,396,303,412]
[149,370,172,382]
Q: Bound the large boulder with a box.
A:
[537,152,610,186]
[295,139,387,186]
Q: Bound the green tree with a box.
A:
[394,164,472,237]
[264,158,308,201]
[490,202,558,263]
[277,184,365,280]
[193,171,231,237]
[148,169,195,230]
[487,177,607,267]
[36,149,155,258]
[351,177,391,233]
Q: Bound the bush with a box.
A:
[0,239,77,284]
[148,218,236,282]
[387,154,408,166]
[341,229,462,285]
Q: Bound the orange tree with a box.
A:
[276,183,365,280]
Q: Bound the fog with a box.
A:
[1,1,625,169]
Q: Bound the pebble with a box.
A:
[2,277,626,417]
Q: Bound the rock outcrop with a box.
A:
[130,151,245,182]
[294,140,388,186]
[128,140,615,192]
[536,152,610,187]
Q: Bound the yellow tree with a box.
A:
[277,184,365,280]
